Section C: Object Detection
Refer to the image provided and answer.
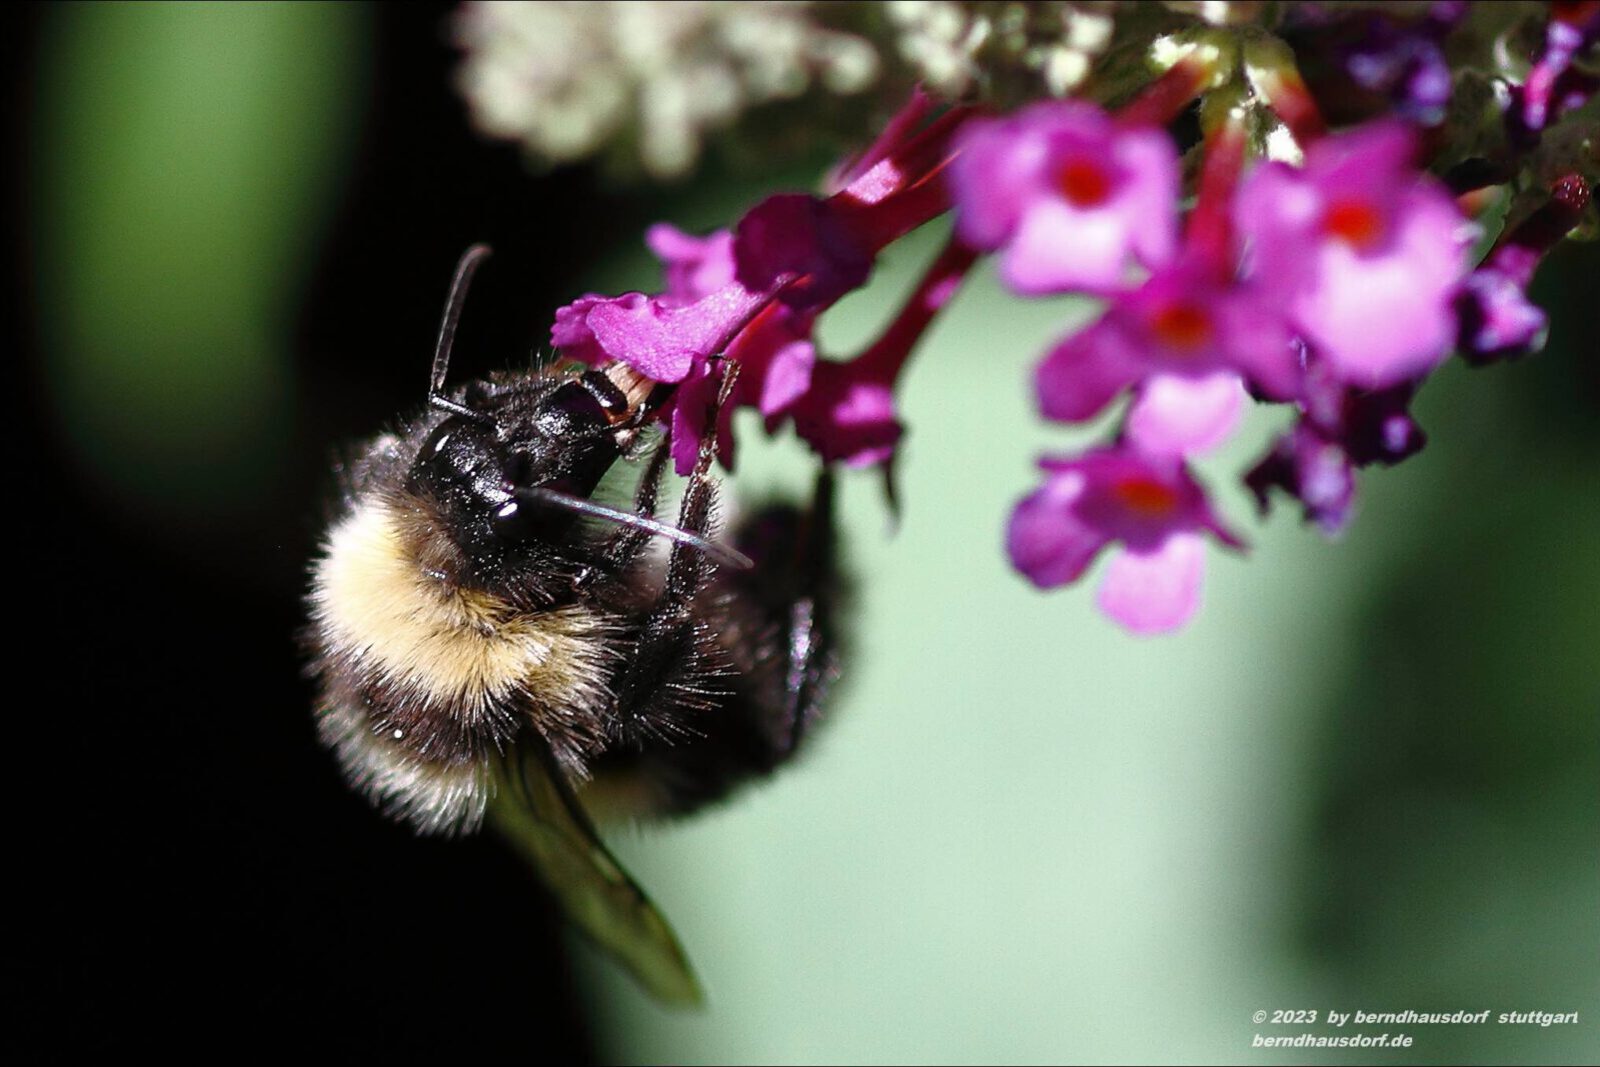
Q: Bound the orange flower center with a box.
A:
[1322,198,1384,249]
[1113,476,1180,516]
[1057,159,1112,208]
[1150,303,1212,351]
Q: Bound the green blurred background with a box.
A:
[15,4,1597,1062]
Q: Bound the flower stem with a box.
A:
[1243,36,1325,146]
[838,102,981,208]
[1116,55,1214,129]
[851,236,979,381]
[831,85,940,192]
[1187,111,1248,272]
[1486,173,1592,283]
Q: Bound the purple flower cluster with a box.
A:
[552,104,972,475]
[546,4,1593,636]
[951,103,1476,633]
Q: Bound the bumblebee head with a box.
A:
[389,244,746,587]
[404,374,631,559]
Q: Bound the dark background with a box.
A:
[12,5,626,1058]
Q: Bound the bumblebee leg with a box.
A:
[604,368,738,743]
[718,468,839,758]
[590,470,845,816]
[577,442,672,589]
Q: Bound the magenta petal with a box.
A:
[1004,201,1134,295]
[551,293,643,366]
[1095,533,1206,635]
[667,366,715,475]
[1111,126,1181,271]
[585,300,700,382]
[1308,120,1416,210]
[1036,321,1141,422]
[1216,293,1302,400]
[665,363,736,475]
[758,338,816,417]
[1456,267,1548,363]
[585,284,766,384]
[1296,189,1469,387]
[1232,162,1321,299]
[1007,473,1109,588]
[1126,372,1245,457]
[646,224,736,304]
[726,307,818,419]
[790,359,902,468]
[950,117,1042,248]
[734,194,872,310]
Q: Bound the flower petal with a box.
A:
[646,224,737,305]
[949,118,1043,248]
[1111,126,1181,271]
[734,194,872,311]
[1215,292,1303,400]
[1007,472,1108,588]
[1036,320,1142,423]
[1295,189,1470,387]
[789,358,902,468]
[1095,533,1206,635]
[1002,200,1134,294]
[584,284,766,383]
[551,292,645,366]
[726,306,817,419]
[952,100,1179,296]
[665,362,736,476]
[1126,371,1246,457]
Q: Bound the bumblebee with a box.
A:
[306,247,841,1001]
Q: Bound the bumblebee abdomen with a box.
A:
[308,495,614,833]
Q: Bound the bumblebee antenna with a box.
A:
[429,243,493,421]
[516,486,754,571]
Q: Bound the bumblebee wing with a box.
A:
[490,740,703,1007]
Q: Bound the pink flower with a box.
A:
[1510,2,1600,140]
[669,303,820,474]
[552,194,882,391]
[949,100,1180,295]
[1245,422,1357,536]
[1234,121,1472,389]
[787,356,901,469]
[552,283,767,386]
[1033,257,1299,457]
[1007,444,1242,634]
[1456,264,1547,364]
[551,89,971,474]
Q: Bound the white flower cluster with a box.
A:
[454,1,1279,178]
[886,0,1121,97]
[456,0,879,177]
